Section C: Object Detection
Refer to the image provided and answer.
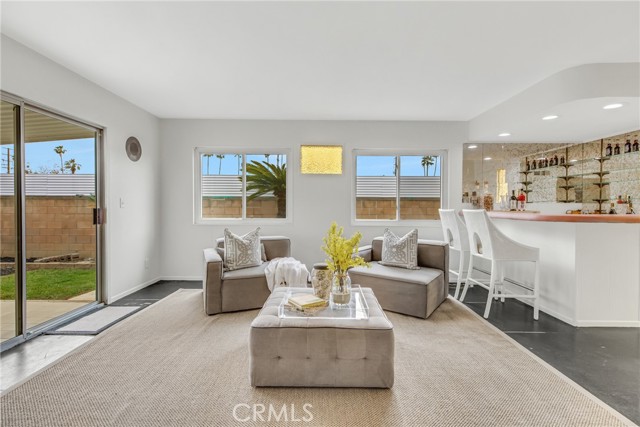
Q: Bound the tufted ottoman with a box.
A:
[250,287,394,388]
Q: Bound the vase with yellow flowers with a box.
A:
[321,222,370,307]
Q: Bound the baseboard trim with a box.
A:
[510,296,577,326]
[575,320,640,327]
[516,297,639,327]
[536,304,576,326]
[108,277,161,304]
[160,276,202,281]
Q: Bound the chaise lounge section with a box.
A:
[349,238,449,319]
[203,236,291,315]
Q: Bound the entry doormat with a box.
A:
[48,306,143,335]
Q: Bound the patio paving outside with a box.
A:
[1,299,93,342]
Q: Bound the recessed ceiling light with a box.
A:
[468,145,478,149]
[483,157,492,161]
[603,103,624,110]
[542,115,559,120]
[498,133,511,137]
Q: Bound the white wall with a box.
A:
[160,119,467,278]
[1,35,162,302]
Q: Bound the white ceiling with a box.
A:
[1,1,639,130]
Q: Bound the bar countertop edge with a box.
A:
[486,211,640,223]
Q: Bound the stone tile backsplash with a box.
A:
[463,130,639,212]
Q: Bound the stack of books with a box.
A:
[287,294,328,312]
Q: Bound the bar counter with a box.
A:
[487,211,640,223]
[478,212,640,327]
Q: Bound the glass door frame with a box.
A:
[0,90,106,352]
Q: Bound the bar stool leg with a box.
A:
[460,255,474,302]
[499,263,506,303]
[484,261,497,318]
[533,260,540,320]
[493,261,501,301]
[453,251,464,300]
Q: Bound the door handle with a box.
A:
[93,208,105,225]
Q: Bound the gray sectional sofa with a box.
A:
[203,236,291,315]
[349,237,449,319]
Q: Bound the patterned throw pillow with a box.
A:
[223,228,262,271]
[217,243,267,268]
[379,228,420,270]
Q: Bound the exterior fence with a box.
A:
[1,175,96,259]
[356,176,441,198]
[0,196,96,259]
[0,174,95,196]
[0,174,441,199]
[201,175,440,198]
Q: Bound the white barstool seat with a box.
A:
[438,209,470,300]
[461,209,540,320]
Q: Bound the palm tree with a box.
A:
[54,145,67,173]
[245,160,287,218]
[215,154,225,175]
[64,159,81,174]
[203,154,214,175]
[421,156,435,176]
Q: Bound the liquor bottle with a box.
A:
[517,190,526,211]
[544,158,549,168]
[608,202,616,215]
[633,139,639,152]
[617,195,624,204]
[625,139,632,153]
[553,154,558,166]
[614,144,621,155]
[538,159,543,169]
[510,190,517,211]
[559,155,565,165]
[628,197,635,214]
[525,159,530,171]
[531,159,537,170]
[605,143,613,157]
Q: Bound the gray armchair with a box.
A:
[203,236,291,315]
[349,238,449,319]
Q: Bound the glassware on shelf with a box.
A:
[605,143,613,157]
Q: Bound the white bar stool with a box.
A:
[461,209,540,320]
[438,209,470,300]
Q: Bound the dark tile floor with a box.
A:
[455,284,640,425]
[110,280,202,307]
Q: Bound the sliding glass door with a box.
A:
[24,108,98,330]
[0,100,19,342]
[0,94,103,347]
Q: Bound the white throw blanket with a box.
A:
[264,257,310,291]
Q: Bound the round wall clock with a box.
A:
[125,136,142,162]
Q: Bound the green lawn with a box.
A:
[0,269,96,300]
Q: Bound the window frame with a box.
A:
[194,147,292,224]
[351,148,448,226]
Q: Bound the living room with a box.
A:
[1,1,639,426]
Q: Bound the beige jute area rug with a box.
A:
[0,289,634,427]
